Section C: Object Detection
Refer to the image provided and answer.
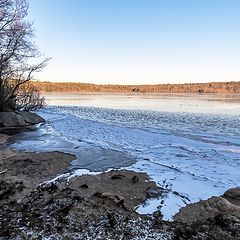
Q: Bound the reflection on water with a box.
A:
[43,92,240,114]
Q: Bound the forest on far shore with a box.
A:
[32,81,240,94]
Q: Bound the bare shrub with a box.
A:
[0,0,49,112]
[15,83,46,111]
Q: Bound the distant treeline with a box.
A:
[32,81,240,94]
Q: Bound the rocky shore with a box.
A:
[0,133,240,239]
[0,111,45,128]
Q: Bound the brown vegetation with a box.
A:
[32,81,240,94]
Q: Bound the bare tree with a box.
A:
[0,0,49,112]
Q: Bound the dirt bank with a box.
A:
[0,133,171,239]
[0,131,75,203]
[0,133,240,239]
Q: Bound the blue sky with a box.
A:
[28,0,240,84]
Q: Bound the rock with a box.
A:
[16,111,45,125]
[0,112,26,127]
[0,111,44,127]
[204,196,240,213]
[95,192,125,205]
[132,175,139,184]
[173,191,191,202]
[80,184,89,189]
[223,187,240,201]
[111,174,125,180]
[173,193,240,240]
[174,196,240,223]
[146,187,162,198]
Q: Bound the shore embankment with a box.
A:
[0,133,240,239]
[0,133,171,239]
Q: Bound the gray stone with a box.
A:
[16,111,45,125]
[0,111,45,127]
[174,196,240,223]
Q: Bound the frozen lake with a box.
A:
[11,93,240,220]
[44,92,240,114]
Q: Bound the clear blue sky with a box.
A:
[28,0,240,84]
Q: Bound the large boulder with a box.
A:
[0,111,45,127]
[174,187,240,223]
[173,191,240,240]
[223,187,240,201]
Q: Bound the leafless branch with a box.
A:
[0,0,49,112]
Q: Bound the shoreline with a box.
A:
[42,91,240,96]
[0,133,240,239]
[33,81,240,94]
[0,133,171,238]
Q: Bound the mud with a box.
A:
[0,133,240,239]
